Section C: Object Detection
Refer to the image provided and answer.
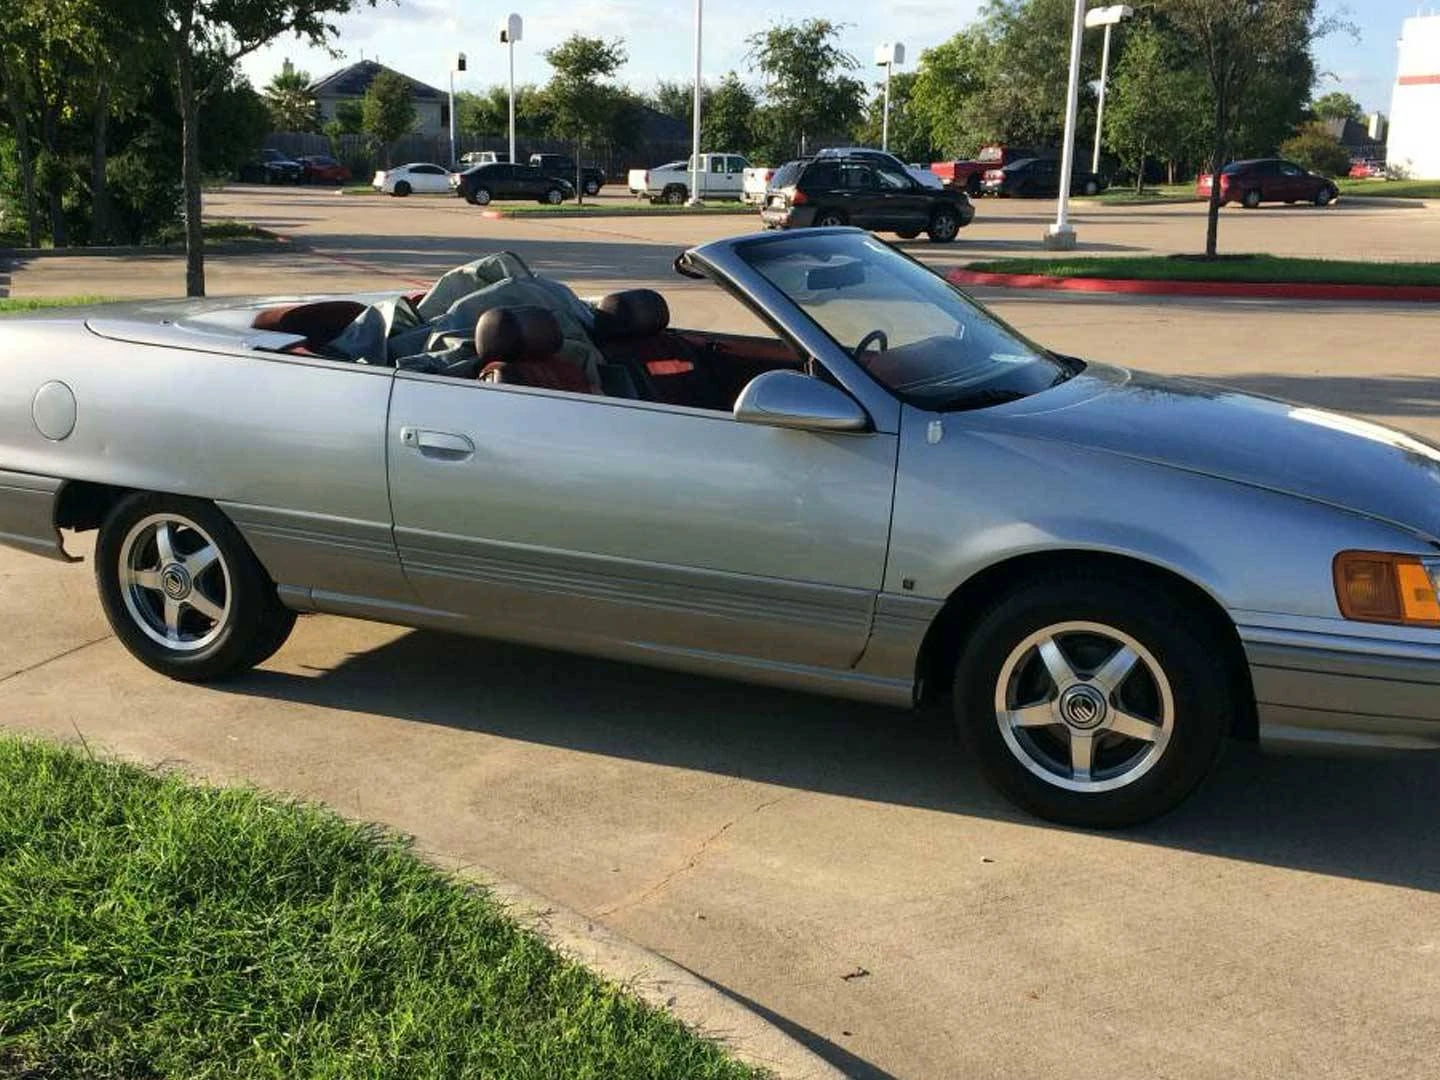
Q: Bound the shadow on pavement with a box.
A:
[225,629,1440,894]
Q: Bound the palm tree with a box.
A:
[264,65,318,133]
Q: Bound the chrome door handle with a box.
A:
[400,427,474,460]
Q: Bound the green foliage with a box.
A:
[853,71,933,163]
[702,73,757,155]
[0,736,764,1080]
[362,69,418,161]
[651,78,709,126]
[909,29,997,158]
[457,84,548,140]
[264,67,318,132]
[1104,22,1210,190]
[540,34,626,200]
[1311,90,1363,123]
[333,98,365,133]
[746,19,863,158]
[1280,121,1352,176]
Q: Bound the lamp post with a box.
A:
[874,42,905,153]
[500,14,523,166]
[1086,5,1133,175]
[687,0,704,206]
[448,52,466,168]
[1043,0,1088,250]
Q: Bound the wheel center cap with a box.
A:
[160,564,192,600]
[1058,684,1108,730]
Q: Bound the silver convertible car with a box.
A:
[2,229,1438,827]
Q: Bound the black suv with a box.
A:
[454,163,575,206]
[528,154,606,196]
[760,157,974,242]
[237,148,303,184]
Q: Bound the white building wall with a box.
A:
[1387,15,1440,179]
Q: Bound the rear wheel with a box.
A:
[662,184,687,205]
[1241,188,1261,209]
[393,180,412,197]
[1082,178,1100,196]
[895,230,920,240]
[953,575,1230,828]
[927,207,961,243]
[95,493,296,682]
[813,209,846,228]
[473,187,492,206]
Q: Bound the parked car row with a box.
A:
[236,149,353,185]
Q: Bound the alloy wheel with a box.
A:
[993,620,1174,793]
[117,513,232,652]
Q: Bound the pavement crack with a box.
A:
[0,634,113,687]
[594,791,797,919]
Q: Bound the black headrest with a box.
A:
[475,305,563,362]
[594,289,670,340]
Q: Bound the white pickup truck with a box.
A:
[627,153,750,204]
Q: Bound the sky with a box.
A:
[239,0,1434,118]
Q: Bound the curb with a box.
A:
[0,237,291,259]
[427,855,849,1080]
[946,267,1440,303]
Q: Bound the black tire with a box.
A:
[95,493,296,682]
[543,187,564,205]
[966,174,983,197]
[927,206,961,243]
[812,209,846,228]
[1082,178,1100,197]
[1314,185,1336,206]
[1241,188,1261,209]
[473,187,492,206]
[895,230,920,240]
[663,185,687,205]
[583,179,601,196]
[953,574,1230,828]
[393,180,412,197]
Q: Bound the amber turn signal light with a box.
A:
[1333,551,1440,626]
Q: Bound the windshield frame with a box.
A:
[727,229,1074,412]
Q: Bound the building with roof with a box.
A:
[1387,14,1440,178]
[309,60,448,138]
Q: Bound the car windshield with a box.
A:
[735,231,1074,410]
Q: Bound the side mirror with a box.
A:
[733,370,870,433]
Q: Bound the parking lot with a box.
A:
[4,188,1440,1079]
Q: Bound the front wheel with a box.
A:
[953,576,1229,828]
[95,493,296,682]
[927,207,961,242]
[543,187,563,205]
[1314,185,1337,206]
[583,179,600,196]
[1082,179,1100,196]
[895,230,920,240]
[812,209,846,228]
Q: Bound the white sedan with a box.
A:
[372,162,455,196]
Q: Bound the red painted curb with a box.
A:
[945,268,1440,303]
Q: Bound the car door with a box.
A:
[838,164,880,227]
[872,166,929,231]
[1277,160,1309,201]
[1033,159,1060,196]
[412,164,449,193]
[385,375,897,669]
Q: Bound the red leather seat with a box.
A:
[252,300,369,351]
[476,306,594,394]
[592,290,729,409]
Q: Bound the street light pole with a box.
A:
[687,0,703,206]
[882,61,893,151]
[1043,0,1087,250]
[874,43,904,154]
[501,15,522,166]
[448,65,457,168]
[1086,6,1133,177]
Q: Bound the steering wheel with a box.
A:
[853,329,889,367]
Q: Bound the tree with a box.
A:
[909,29,997,158]
[1280,121,1351,175]
[362,68,416,164]
[746,19,863,158]
[1311,90,1362,123]
[540,34,626,203]
[702,73,756,155]
[264,66,318,132]
[142,0,376,297]
[1159,0,1333,257]
[1104,21,1208,191]
[650,77,709,126]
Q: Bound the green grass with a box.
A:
[1083,183,1200,204]
[0,736,765,1080]
[152,219,280,246]
[0,296,112,314]
[965,253,1440,287]
[1336,178,1440,199]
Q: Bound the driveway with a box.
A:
[3,198,1440,1079]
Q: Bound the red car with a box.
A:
[1348,159,1385,179]
[298,155,352,184]
[1196,158,1338,208]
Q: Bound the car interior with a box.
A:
[248,252,806,414]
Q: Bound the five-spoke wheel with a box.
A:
[118,514,232,652]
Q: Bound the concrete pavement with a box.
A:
[3,192,1440,1079]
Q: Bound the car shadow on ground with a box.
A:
[1171,372,1440,420]
[226,628,1440,894]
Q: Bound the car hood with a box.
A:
[979,363,1440,543]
